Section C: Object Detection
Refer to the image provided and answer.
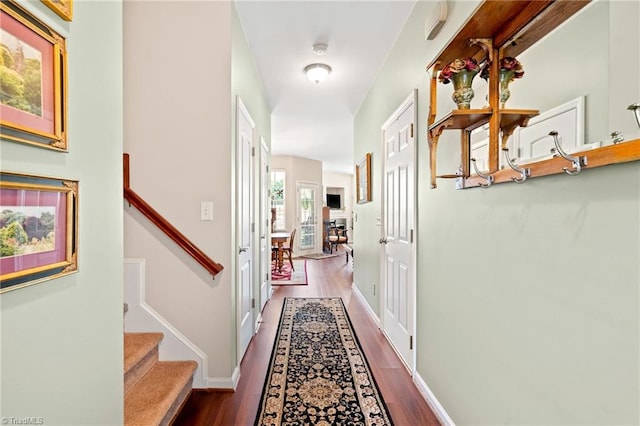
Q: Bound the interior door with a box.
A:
[259,138,270,312]
[381,91,416,372]
[237,97,255,363]
[296,182,319,255]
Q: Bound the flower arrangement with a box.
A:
[480,56,525,81]
[438,57,480,84]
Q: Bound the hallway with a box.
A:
[174,251,440,425]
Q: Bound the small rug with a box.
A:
[255,298,393,425]
[299,252,341,260]
[271,259,307,286]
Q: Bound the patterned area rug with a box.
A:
[255,298,393,425]
[271,259,307,286]
[298,252,341,260]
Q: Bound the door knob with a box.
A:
[239,246,249,253]
[378,237,388,244]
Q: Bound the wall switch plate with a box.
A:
[200,201,213,221]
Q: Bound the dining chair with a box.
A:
[327,225,347,253]
[275,228,296,271]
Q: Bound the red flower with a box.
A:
[480,57,525,81]
[438,57,480,84]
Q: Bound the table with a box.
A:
[271,231,290,272]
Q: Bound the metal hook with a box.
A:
[628,103,640,130]
[502,148,529,183]
[470,158,493,188]
[549,131,586,176]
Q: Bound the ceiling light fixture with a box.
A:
[304,63,332,84]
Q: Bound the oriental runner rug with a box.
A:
[255,298,393,425]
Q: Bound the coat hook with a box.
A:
[470,158,493,188]
[549,131,586,176]
[628,103,640,130]
[502,148,529,183]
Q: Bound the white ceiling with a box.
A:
[235,1,417,175]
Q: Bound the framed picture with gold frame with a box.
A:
[0,1,68,151]
[356,152,372,204]
[1,171,78,293]
[41,0,73,21]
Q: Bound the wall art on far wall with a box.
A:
[0,1,68,151]
[0,171,78,294]
[41,0,73,21]
[356,152,372,204]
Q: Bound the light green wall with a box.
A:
[1,1,124,424]
[355,1,639,424]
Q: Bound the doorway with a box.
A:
[380,90,417,372]
[296,181,320,256]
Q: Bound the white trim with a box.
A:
[413,372,456,426]
[207,366,241,390]
[351,281,381,328]
[254,312,263,333]
[124,259,209,388]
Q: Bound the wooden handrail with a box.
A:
[123,154,224,277]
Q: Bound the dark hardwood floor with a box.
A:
[174,249,440,425]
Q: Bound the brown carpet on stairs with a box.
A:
[125,360,197,426]
[124,332,197,426]
[124,333,163,394]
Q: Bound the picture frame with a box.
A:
[0,1,68,151]
[1,171,78,293]
[41,0,73,22]
[356,152,372,204]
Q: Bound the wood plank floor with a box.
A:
[173,250,440,425]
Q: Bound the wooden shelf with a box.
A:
[426,0,592,189]
[429,109,539,137]
[426,0,591,72]
[428,109,539,188]
[429,109,492,137]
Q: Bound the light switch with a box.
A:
[200,201,213,221]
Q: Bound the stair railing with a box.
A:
[123,153,224,277]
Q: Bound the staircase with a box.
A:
[124,332,197,426]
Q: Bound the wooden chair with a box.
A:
[272,228,296,271]
[327,226,347,253]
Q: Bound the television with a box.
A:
[326,194,341,209]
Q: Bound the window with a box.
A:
[270,170,285,231]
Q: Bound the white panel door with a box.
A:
[259,138,270,312]
[296,182,320,255]
[237,98,255,363]
[381,92,416,372]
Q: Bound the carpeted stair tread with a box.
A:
[124,332,163,394]
[125,360,198,426]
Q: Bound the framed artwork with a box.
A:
[1,171,78,293]
[0,1,68,151]
[356,152,372,204]
[41,0,73,21]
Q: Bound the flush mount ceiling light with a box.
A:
[304,63,332,84]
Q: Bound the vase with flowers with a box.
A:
[438,57,481,110]
[480,56,524,108]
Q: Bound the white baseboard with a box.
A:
[351,281,380,328]
[207,366,241,390]
[413,371,455,426]
[124,259,237,390]
[255,313,263,333]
